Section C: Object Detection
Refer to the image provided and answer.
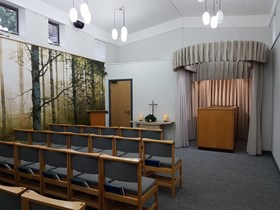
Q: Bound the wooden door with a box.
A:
[109,79,132,126]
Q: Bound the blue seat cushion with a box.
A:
[116,150,127,157]
[109,177,156,195]
[148,156,181,168]
[99,149,113,155]
[43,167,69,180]
[51,144,67,149]
[76,147,88,152]
[18,162,40,174]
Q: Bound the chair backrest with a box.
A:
[49,132,69,147]
[119,127,140,138]
[115,136,141,153]
[49,124,67,132]
[30,131,49,145]
[41,147,67,168]
[0,184,26,210]
[141,129,163,140]
[142,138,173,157]
[16,143,40,163]
[99,126,119,135]
[83,126,99,134]
[0,141,14,159]
[69,133,89,148]
[91,135,114,151]
[66,126,82,133]
[100,155,140,183]
[21,190,86,210]
[70,151,99,174]
[14,129,30,143]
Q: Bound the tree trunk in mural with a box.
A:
[31,45,42,130]
[18,43,25,127]
[55,51,59,121]
[0,39,7,138]
[71,56,78,123]
[49,49,56,123]
[41,48,46,127]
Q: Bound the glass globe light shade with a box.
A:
[121,26,128,42]
[197,0,204,2]
[0,25,3,30]
[80,3,89,18]
[3,27,8,31]
[112,28,118,40]
[202,11,210,25]
[216,10,224,24]
[83,11,91,24]
[210,15,218,29]
[69,7,78,22]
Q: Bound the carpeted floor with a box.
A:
[158,140,280,210]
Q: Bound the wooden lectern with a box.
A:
[86,110,108,126]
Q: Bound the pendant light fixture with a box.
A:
[202,0,210,25]
[201,0,223,28]
[111,6,128,42]
[111,9,118,40]
[69,0,91,25]
[121,6,128,42]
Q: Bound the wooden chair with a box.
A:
[14,129,31,144]
[41,147,70,200]
[30,130,50,146]
[98,126,119,135]
[0,184,26,210]
[21,190,86,210]
[49,132,69,149]
[69,150,101,209]
[0,141,17,185]
[142,138,182,197]
[69,133,90,152]
[119,127,141,138]
[140,129,163,140]
[100,154,158,210]
[115,136,142,158]
[90,134,116,155]
[15,143,41,193]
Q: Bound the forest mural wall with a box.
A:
[0,37,106,140]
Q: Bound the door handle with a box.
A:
[125,111,131,115]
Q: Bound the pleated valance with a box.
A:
[172,40,269,70]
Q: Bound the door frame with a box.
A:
[108,79,133,126]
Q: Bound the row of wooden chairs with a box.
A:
[49,123,164,140]
[0,184,85,210]
[0,141,158,209]
[10,129,183,198]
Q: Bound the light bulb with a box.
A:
[216,10,224,24]
[197,0,204,2]
[202,11,210,25]
[210,15,218,29]
[112,28,118,40]
[80,2,89,18]
[121,26,128,42]
[69,7,78,22]
[83,11,91,24]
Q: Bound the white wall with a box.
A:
[107,26,273,147]
[105,59,177,140]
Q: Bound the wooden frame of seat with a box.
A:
[142,138,182,197]
[0,184,27,210]
[119,127,141,138]
[0,141,17,186]
[21,190,86,210]
[14,143,42,193]
[97,126,119,136]
[29,130,50,146]
[140,128,163,140]
[40,147,69,200]
[14,129,33,144]
[68,150,101,209]
[100,154,158,210]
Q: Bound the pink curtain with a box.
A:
[192,79,251,140]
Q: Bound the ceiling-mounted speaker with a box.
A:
[73,20,84,29]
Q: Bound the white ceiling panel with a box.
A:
[36,0,275,34]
